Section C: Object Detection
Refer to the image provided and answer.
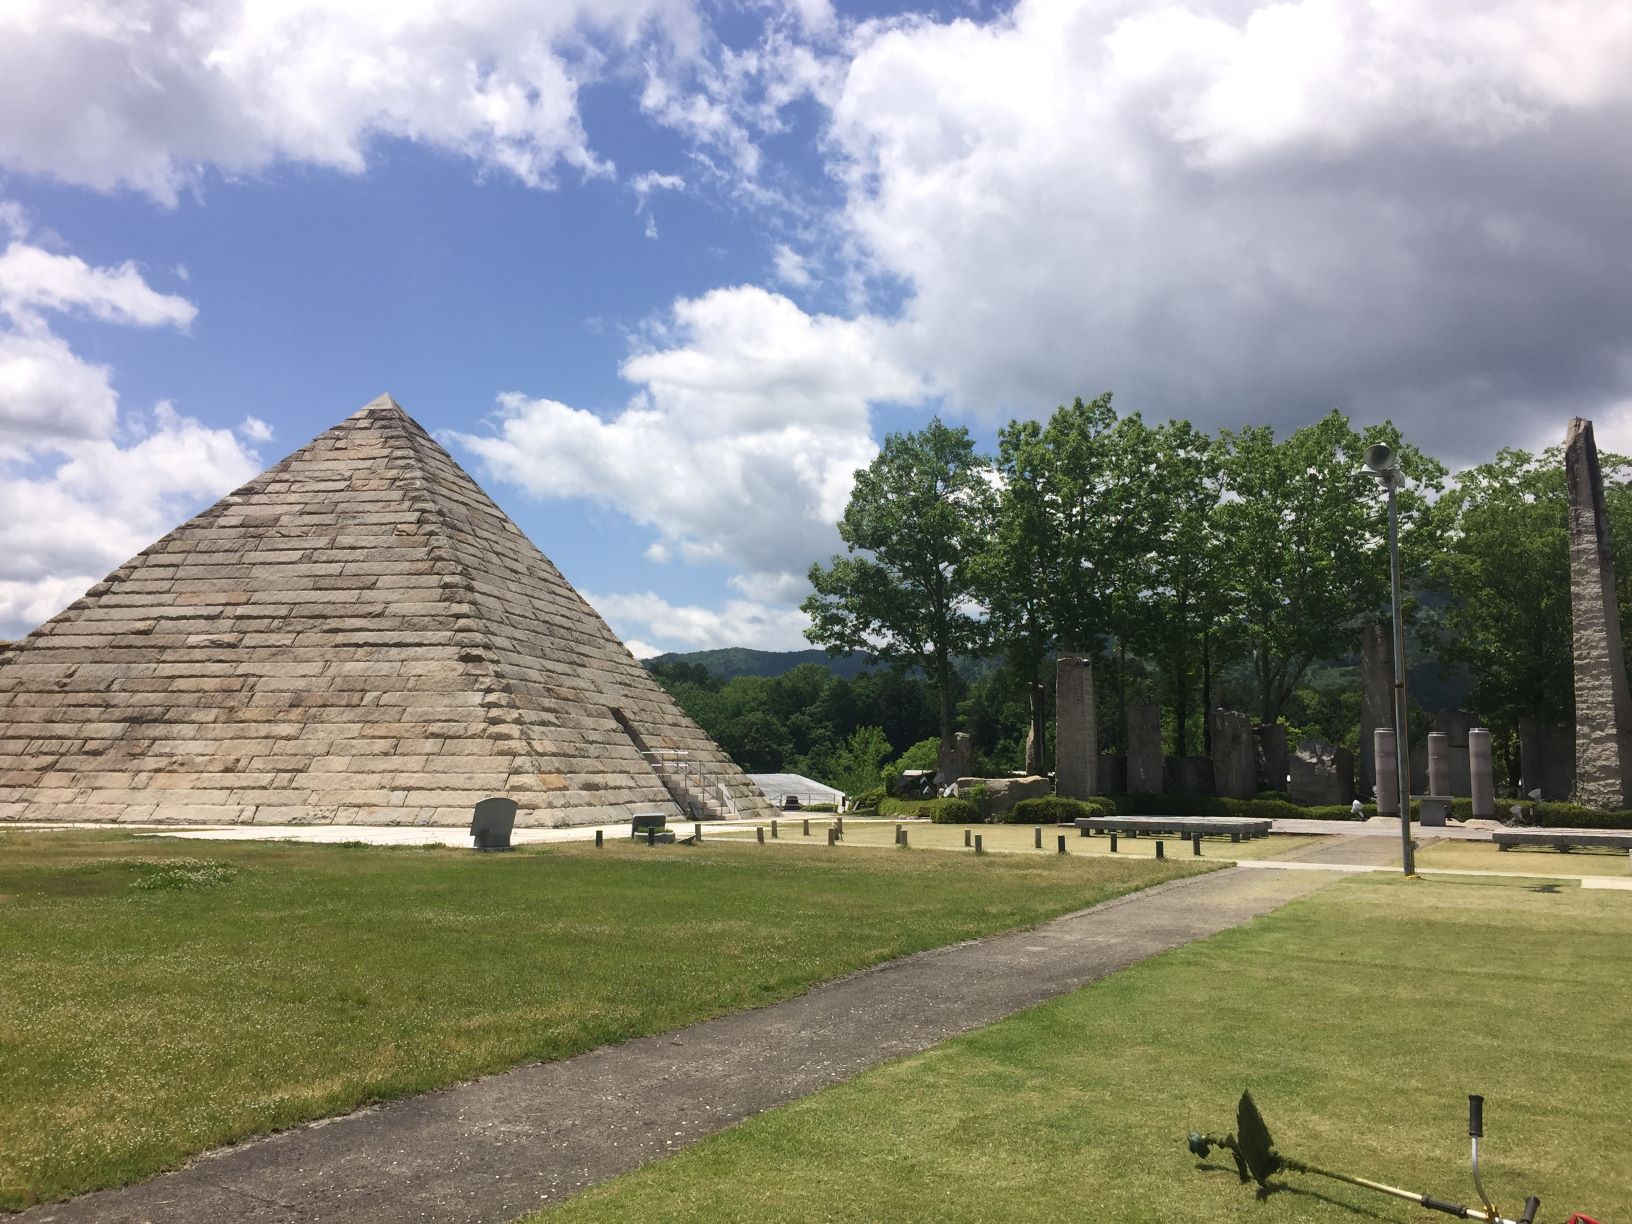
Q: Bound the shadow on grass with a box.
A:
[1192,1162,1395,1221]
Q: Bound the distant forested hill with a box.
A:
[645,647,877,681]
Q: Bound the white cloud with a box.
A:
[0,0,703,203]
[0,231,199,454]
[771,243,811,287]
[0,242,197,329]
[584,588,810,652]
[0,219,262,638]
[239,415,274,443]
[825,0,1632,458]
[451,284,925,594]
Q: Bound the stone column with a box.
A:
[1436,710,1476,798]
[1374,728,1400,816]
[1210,709,1256,798]
[1469,728,1495,818]
[1126,703,1163,794]
[1254,723,1288,793]
[1427,732,1450,797]
[1359,622,1392,797]
[1055,655,1098,800]
[1566,417,1632,809]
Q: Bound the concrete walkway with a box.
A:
[22,867,1333,1224]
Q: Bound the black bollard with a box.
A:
[694,822,703,842]
[974,834,984,854]
[647,827,656,846]
[964,829,972,848]
[1110,832,1118,853]
[803,818,810,837]
[1034,827,1042,849]
[595,829,603,848]
[771,819,779,839]
[900,828,909,848]
[836,815,844,838]
[756,826,765,844]
[1057,834,1067,855]
[1156,839,1165,859]
[827,827,837,846]
[1192,832,1202,856]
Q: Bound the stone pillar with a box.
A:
[1566,417,1632,809]
[1374,728,1400,816]
[1469,728,1495,818]
[934,732,974,786]
[1210,709,1256,798]
[1518,717,1575,801]
[1359,622,1392,797]
[1055,655,1098,800]
[1126,703,1163,794]
[1427,732,1450,797]
[1254,723,1288,793]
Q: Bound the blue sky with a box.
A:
[2,0,1630,650]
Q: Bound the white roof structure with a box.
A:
[748,772,846,805]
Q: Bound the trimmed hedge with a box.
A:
[1107,793,1370,822]
[1460,798,1632,829]
[1005,796,1114,825]
[851,786,886,813]
[876,796,983,824]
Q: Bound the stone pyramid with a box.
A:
[0,396,773,827]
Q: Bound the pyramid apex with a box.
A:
[349,393,409,420]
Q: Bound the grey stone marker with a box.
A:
[1359,622,1393,797]
[1427,732,1451,797]
[1566,416,1632,808]
[1469,727,1495,818]
[1253,723,1288,793]
[1374,728,1400,816]
[1055,655,1099,799]
[1210,709,1256,799]
[470,797,518,852]
[756,826,765,844]
[1127,703,1163,794]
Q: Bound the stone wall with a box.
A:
[1055,656,1098,799]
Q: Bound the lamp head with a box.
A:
[1364,443,1397,474]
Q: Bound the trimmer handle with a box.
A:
[1517,1195,1539,1223]
[1468,1094,1484,1138]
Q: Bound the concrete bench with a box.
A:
[1073,816,1273,842]
[1413,795,1452,827]
[1493,829,1632,853]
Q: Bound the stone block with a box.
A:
[1209,709,1255,798]
[1254,723,1288,793]
[958,774,1050,820]
[1055,655,1098,799]
[1164,755,1215,796]
[1126,703,1163,794]
[1518,718,1574,800]
[1097,753,1126,795]
[1289,738,1355,806]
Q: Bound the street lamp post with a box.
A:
[1364,443,1416,877]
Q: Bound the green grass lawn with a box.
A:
[539,873,1632,1223]
[0,828,1202,1210]
[712,818,1318,861]
[1418,838,1632,877]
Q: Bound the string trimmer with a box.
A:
[1186,1091,1600,1224]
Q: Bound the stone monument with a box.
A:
[1373,728,1400,816]
[1427,732,1451,797]
[1253,723,1288,793]
[1358,622,1392,797]
[1055,655,1098,799]
[1518,718,1574,800]
[1289,738,1355,806]
[934,732,974,786]
[1468,728,1495,818]
[1126,703,1163,794]
[1435,710,1477,797]
[1210,709,1256,798]
[1565,417,1632,809]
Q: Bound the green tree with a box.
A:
[1216,412,1445,724]
[803,420,992,753]
[823,725,895,796]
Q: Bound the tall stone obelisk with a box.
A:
[1565,417,1632,809]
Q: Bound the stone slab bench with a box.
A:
[1073,816,1273,842]
[1494,829,1632,852]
